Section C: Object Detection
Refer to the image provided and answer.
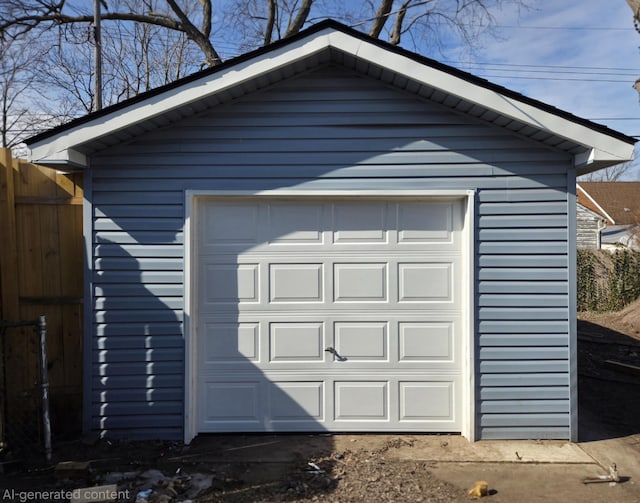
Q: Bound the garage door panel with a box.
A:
[397,201,455,244]
[398,322,456,363]
[200,316,462,371]
[398,263,453,302]
[201,203,260,247]
[332,203,389,243]
[269,263,324,302]
[334,263,387,302]
[335,381,389,421]
[202,322,260,363]
[198,374,461,431]
[334,322,388,361]
[203,263,259,303]
[399,381,456,422]
[200,258,461,307]
[267,203,324,244]
[269,322,324,362]
[269,381,325,422]
[201,382,261,424]
[200,200,462,253]
[196,197,465,433]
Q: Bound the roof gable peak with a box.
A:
[25,20,635,171]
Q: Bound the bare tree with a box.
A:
[2,0,531,65]
[1,0,222,66]
[0,2,207,149]
[360,0,530,50]
[38,26,99,114]
[0,37,51,148]
[103,2,201,100]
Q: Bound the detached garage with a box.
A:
[25,20,634,442]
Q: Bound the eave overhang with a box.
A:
[25,21,636,172]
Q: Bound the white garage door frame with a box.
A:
[183,189,476,443]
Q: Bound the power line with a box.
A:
[443,60,640,72]
[463,68,638,77]
[460,23,633,31]
[475,74,634,83]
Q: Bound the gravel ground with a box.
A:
[1,438,470,503]
[199,445,468,502]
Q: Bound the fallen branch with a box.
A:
[604,359,640,376]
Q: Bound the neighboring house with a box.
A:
[24,21,635,443]
[577,182,640,250]
[576,203,607,249]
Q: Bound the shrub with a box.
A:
[577,249,640,312]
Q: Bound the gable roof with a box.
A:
[25,20,635,172]
[578,182,640,225]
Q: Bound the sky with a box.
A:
[438,0,640,178]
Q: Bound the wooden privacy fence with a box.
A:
[0,148,83,442]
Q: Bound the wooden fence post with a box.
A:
[0,147,20,448]
[0,148,19,322]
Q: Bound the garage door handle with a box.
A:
[325,347,347,362]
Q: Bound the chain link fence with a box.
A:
[0,317,51,464]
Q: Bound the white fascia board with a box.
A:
[574,145,635,172]
[28,26,634,168]
[28,30,336,167]
[30,148,87,168]
[332,32,634,167]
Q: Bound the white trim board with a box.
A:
[577,185,615,225]
[183,189,475,443]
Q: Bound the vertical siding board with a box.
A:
[88,66,573,440]
[567,171,578,442]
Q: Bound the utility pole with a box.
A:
[93,0,103,111]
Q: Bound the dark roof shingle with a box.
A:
[578,182,640,225]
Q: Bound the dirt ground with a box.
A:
[2,435,469,502]
[578,303,640,441]
[1,310,639,502]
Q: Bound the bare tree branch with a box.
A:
[0,36,50,147]
[199,0,212,38]
[369,0,394,38]
[165,0,220,66]
[285,0,314,37]
[1,1,222,67]
[389,0,411,45]
[264,0,277,45]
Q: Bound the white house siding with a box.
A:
[89,65,574,440]
[576,203,604,249]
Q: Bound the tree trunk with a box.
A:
[390,0,412,45]
[369,0,394,38]
[264,0,277,45]
[285,0,313,37]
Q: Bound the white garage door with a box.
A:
[195,197,466,432]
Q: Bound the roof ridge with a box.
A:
[25,19,637,146]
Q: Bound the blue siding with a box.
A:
[88,64,574,440]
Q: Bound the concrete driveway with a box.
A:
[181,433,640,502]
